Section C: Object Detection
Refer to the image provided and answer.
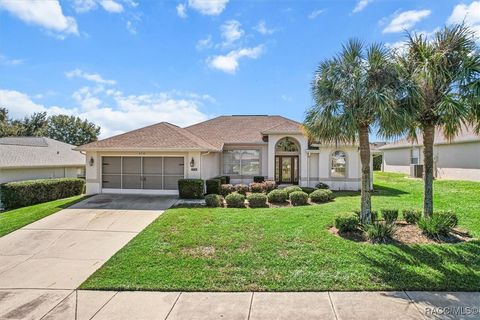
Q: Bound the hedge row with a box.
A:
[0,178,85,209]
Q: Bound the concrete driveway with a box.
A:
[0,194,176,319]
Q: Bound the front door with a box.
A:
[275,156,299,184]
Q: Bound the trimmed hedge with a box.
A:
[301,187,316,194]
[0,178,85,209]
[205,194,223,207]
[267,189,288,204]
[249,182,265,193]
[235,184,249,195]
[220,184,235,197]
[310,189,334,203]
[206,179,221,195]
[289,191,309,206]
[253,176,265,183]
[284,186,302,196]
[214,176,230,184]
[225,192,245,208]
[264,180,276,192]
[247,193,268,208]
[315,182,330,189]
[334,212,359,232]
[178,179,204,199]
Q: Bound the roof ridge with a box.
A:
[163,122,218,150]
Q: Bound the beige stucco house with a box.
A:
[380,125,480,181]
[77,115,364,195]
[0,137,85,184]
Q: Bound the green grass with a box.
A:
[80,173,480,291]
[0,195,86,237]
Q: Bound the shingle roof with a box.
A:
[78,122,219,151]
[0,137,85,169]
[380,125,480,150]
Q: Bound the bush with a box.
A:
[206,179,221,195]
[264,180,276,192]
[253,176,265,183]
[267,189,288,204]
[354,209,379,222]
[315,182,330,189]
[178,179,204,199]
[289,191,309,206]
[247,193,268,208]
[310,189,334,203]
[0,178,85,209]
[334,212,359,232]
[249,182,265,193]
[235,184,249,195]
[403,209,422,224]
[220,184,235,197]
[365,221,396,244]
[381,209,399,224]
[225,192,245,208]
[301,187,316,194]
[214,176,230,184]
[418,211,458,239]
[284,186,302,196]
[205,194,223,208]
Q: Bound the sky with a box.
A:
[1,0,479,141]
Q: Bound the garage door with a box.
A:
[102,156,184,190]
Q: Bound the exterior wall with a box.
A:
[0,166,84,184]
[382,148,411,175]
[200,152,221,181]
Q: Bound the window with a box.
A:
[411,148,420,165]
[331,150,347,177]
[223,150,260,175]
[275,137,299,152]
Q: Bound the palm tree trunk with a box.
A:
[423,125,435,217]
[358,125,372,224]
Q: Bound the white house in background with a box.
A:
[0,137,86,184]
[77,115,364,195]
[380,125,480,181]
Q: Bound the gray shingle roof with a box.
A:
[0,137,85,168]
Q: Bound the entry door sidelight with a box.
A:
[275,156,299,184]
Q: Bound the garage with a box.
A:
[101,156,185,192]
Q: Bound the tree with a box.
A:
[304,40,400,223]
[395,24,480,217]
[46,115,100,146]
[19,112,48,136]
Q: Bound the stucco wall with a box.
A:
[0,166,83,184]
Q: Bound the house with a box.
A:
[380,125,480,181]
[0,137,86,184]
[77,115,363,195]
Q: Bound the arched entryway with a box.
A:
[275,137,300,184]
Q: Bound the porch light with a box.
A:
[190,157,195,167]
[89,157,94,166]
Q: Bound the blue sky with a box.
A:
[1,0,479,140]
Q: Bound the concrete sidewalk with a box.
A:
[1,290,479,320]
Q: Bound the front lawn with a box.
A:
[81,173,480,291]
[0,195,86,237]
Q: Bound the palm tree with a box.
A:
[395,24,480,217]
[304,40,400,223]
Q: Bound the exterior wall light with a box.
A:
[89,157,95,166]
[190,157,195,167]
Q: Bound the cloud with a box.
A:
[448,1,480,39]
[0,54,23,66]
[196,35,213,50]
[280,94,292,101]
[383,9,431,33]
[72,0,124,13]
[187,0,228,16]
[220,20,244,46]
[126,20,136,34]
[207,45,265,74]
[100,0,123,13]
[0,0,78,36]
[66,69,116,85]
[308,9,324,19]
[353,0,372,13]
[176,3,187,18]
[255,20,275,35]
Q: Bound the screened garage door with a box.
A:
[102,156,184,190]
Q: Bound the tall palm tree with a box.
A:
[304,40,400,223]
[395,24,480,217]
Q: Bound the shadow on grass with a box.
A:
[372,184,409,197]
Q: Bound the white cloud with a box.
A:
[196,35,213,50]
[255,20,275,35]
[66,69,116,85]
[100,0,123,13]
[308,9,324,19]
[383,9,431,33]
[280,94,292,101]
[220,20,244,46]
[73,0,124,13]
[448,1,480,39]
[208,45,265,74]
[0,54,23,66]
[126,20,136,34]
[0,0,78,36]
[353,0,372,13]
[176,3,187,18]
[187,0,228,16]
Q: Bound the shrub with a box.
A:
[249,182,265,193]
[310,189,334,203]
[289,191,309,206]
[354,209,379,222]
[0,178,85,209]
[178,179,204,199]
[247,193,268,208]
[437,210,458,228]
[214,176,230,184]
[206,179,221,195]
[365,222,396,244]
[220,184,235,197]
[225,192,245,208]
[205,194,223,208]
[267,189,288,204]
[315,182,330,189]
[253,176,265,183]
[334,212,359,232]
[301,187,316,194]
[381,209,399,224]
[284,186,302,196]
[418,211,458,239]
[403,209,422,224]
[264,180,276,192]
[235,184,249,195]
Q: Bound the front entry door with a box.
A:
[275,156,299,184]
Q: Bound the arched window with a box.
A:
[331,151,347,177]
[275,137,299,152]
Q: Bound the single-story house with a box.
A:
[0,137,86,184]
[380,125,480,181]
[77,115,364,195]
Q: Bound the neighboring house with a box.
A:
[0,137,86,184]
[380,125,480,181]
[77,115,364,195]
